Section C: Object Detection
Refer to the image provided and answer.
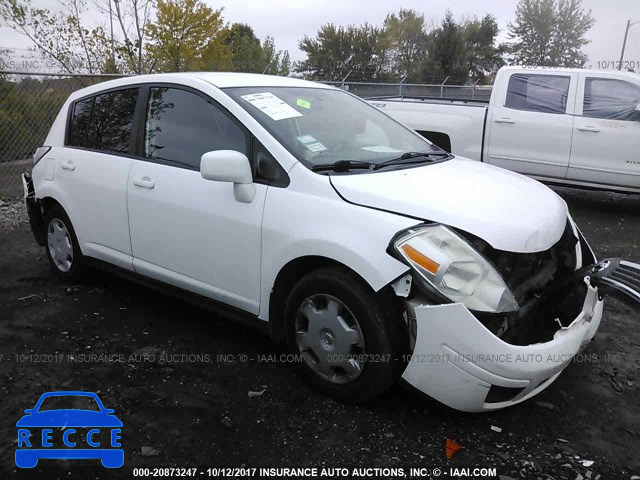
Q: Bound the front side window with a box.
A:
[223,86,439,170]
[144,87,247,170]
[583,78,640,121]
[86,88,139,153]
[505,74,570,114]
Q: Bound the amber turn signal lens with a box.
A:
[401,244,440,274]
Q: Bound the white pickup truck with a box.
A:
[371,66,640,193]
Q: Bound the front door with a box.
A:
[485,72,576,179]
[569,74,640,190]
[127,86,266,314]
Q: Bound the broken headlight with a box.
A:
[392,225,519,313]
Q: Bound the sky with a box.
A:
[1,0,640,74]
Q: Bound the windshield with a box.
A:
[224,86,442,171]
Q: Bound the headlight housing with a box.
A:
[392,225,519,313]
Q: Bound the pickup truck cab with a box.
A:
[371,66,640,193]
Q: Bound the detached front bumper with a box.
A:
[401,279,602,412]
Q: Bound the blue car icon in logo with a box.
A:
[15,391,123,468]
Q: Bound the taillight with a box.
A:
[33,146,51,166]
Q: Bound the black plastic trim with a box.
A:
[83,256,270,337]
[23,173,46,246]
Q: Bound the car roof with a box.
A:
[67,72,331,102]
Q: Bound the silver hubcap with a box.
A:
[294,294,366,384]
[47,218,73,272]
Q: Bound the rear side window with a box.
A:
[144,87,247,170]
[68,98,93,147]
[505,74,571,114]
[583,78,640,121]
[87,89,139,153]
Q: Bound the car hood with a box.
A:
[16,410,123,427]
[329,157,568,253]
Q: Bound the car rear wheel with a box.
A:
[43,205,86,281]
[284,266,409,403]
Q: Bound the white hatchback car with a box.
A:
[23,73,640,411]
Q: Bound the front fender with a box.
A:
[259,175,419,321]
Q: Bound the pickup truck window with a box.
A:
[505,74,570,114]
[583,78,640,121]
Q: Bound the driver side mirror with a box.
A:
[635,102,640,112]
[200,150,256,203]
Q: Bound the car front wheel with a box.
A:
[284,266,409,403]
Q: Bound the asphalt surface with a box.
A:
[0,186,639,479]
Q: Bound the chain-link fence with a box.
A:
[320,80,493,101]
[0,71,128,199]
[0,71,493,200]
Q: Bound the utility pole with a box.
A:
[619,19,639,70]
[109,0,115,60]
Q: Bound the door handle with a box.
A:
[133,177,155,189]
[577,126,600,133]
[494,117,516,124]
[60,160,75,171]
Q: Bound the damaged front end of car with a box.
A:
[389,217,640,412]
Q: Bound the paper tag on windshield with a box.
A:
[297,135,316,144]
[305,142,327,152]
[241,92,303,121]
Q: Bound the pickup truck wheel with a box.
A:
[43,206,86,281]
[284,266,409,403]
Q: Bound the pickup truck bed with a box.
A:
[371,66,640,194]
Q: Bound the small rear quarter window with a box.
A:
[68,97,93,147]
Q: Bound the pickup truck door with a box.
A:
[568,73,640,190]
[485,72,578,179]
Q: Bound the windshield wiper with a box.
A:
[311,160,375,172]
[372,151,452,171]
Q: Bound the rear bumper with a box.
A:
[22,172,45,246]
[401,278,602,412]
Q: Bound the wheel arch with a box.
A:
[269,256,368,342]
[41,196,65,215]
[27,196,66,246]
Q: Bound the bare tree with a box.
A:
[0,0,111,74]
[95,0,153,73]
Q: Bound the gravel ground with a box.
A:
[0,187,639,479]
[0,200,28,230]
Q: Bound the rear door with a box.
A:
[568,74,640,190]
[485,72,577,179]
[58,88,139,270]
[126,85,267,314]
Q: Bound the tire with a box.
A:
[43,205,86,282]
[284,266,409,403]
